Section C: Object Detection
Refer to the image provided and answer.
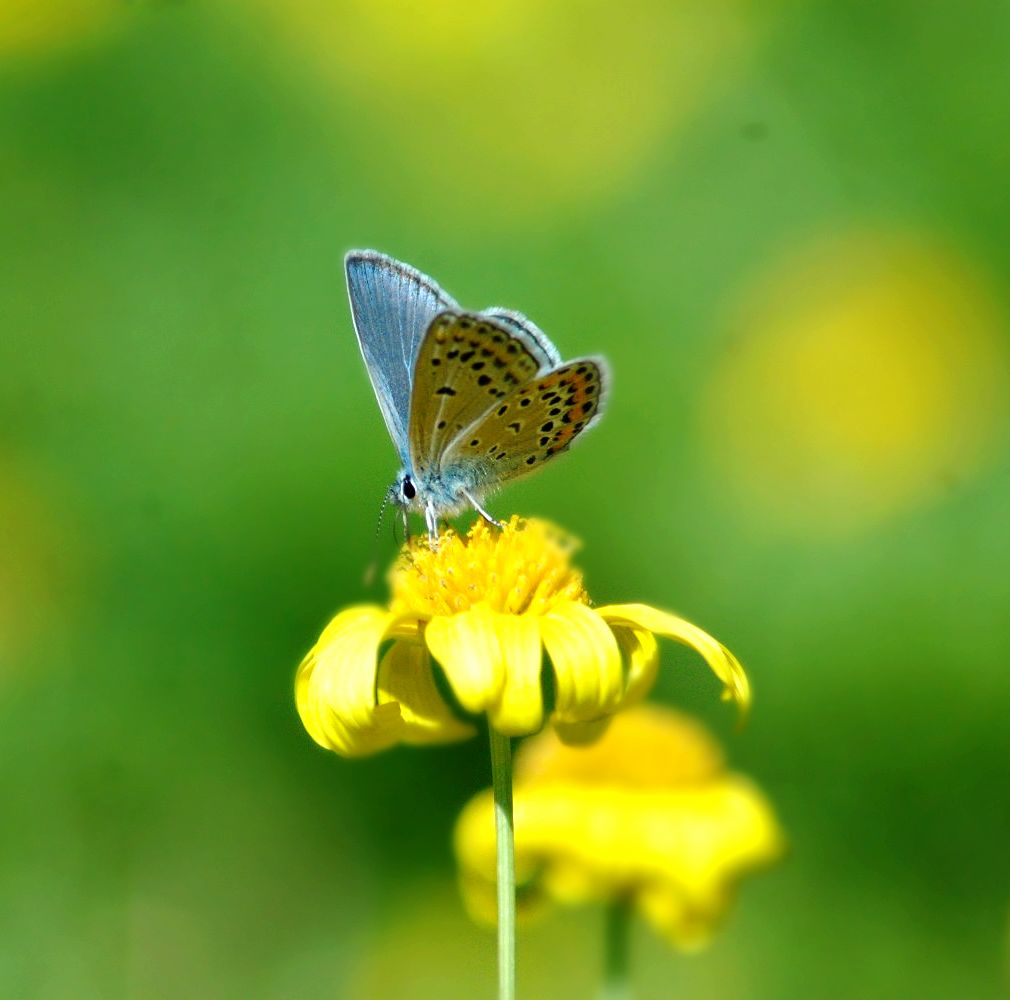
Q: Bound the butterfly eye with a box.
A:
[401,477,417,501]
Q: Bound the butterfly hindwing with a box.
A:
[408,312,544,477]
[479,308,562,371]
[441,358,607,484]
[345,250,458,463]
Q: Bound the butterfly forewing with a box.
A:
[442,359,606,484]
[408,312,544,476]
[345,251,458,462]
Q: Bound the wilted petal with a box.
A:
[488,613,544,736]
[541,602,622,724]
[424,605,505,713]
[377,640,475,745]
[598,603,750,718]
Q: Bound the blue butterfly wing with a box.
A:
[345,250,459,463]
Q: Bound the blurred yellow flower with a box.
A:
[454,705,783,949]
[0,455,81,673]
[703,229,1010,536]
[296,517,748,757]
[253,0,756,224]
[0,0,122,62]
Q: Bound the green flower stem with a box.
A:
[601,897,632,1000]
[489,727,516,1000]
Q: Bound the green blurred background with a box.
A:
[2,2,1009,997]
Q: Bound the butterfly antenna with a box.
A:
[363,490,392,587]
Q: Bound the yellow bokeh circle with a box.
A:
[254,0,755,223]
[702,229,1010,536]
[0,0,122,62]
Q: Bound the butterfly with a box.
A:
[345,250,608,539]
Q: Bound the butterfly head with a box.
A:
[389,466,485,524]
[391,470,422,511]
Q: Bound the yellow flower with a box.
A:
[454,705,784,949]
[296,517,748,757]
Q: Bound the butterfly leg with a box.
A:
[401,509,411,545]
[461,489,503,530]
[424,500,440,545]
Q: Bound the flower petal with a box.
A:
[295,606,402,756]
[453,706,784,943]
[597,603,750,719]
[553,717,612,746]
[540,602,623,724]
[458,781,782,941]
[453,794,501,926]
[454,789,555,927]
[609,623,659,705]
[424,605,505,713]
[635,881,722,951]
[487,613,544,736]
[377,639,475,744]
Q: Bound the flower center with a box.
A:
[390,516,589,618]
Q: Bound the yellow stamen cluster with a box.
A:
[391,516,587,618]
